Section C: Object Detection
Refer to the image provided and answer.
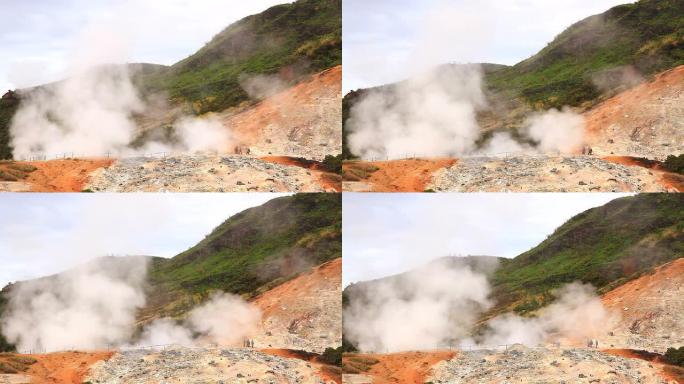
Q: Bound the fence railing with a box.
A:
[16,150,226,162]
[360,151,565,162]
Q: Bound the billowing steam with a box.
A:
[347,64,587,160]
[344,259,493,352]
[1,257,148,352]
[347,65,486,160]
[137,292,261,347]
[344,259,617,353]
[238,73,287,100]
[1,258,261,352]
[9,29,234,159]
[10,64,235,159]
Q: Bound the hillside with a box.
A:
[0,193,342,352]
[0,0,342,160]
[491,193,683,315]
[342,0,684,158]
[343,194,683,351]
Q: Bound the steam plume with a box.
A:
[347,65,587,159]
[1,257,148,352]
[136,292,261,347]
[344,260,617,353]
[9,29,234,159]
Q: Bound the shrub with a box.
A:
[320,346,342,366]
[663,154,684,174]
[664,346,684,367]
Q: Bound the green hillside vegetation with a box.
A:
[138,0,341,114]
[342,0,683,158]
[0,193,342,351]
[0,0,341,159]
[145,193,341,318]
[487,0,683,110]
[490,194,684,315]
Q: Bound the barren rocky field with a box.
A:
[427,345,675,384]
[84,154,335,192]
[602,259,684,354]
[224,66,342,161]
[585,66,684,160]
[253,259,342,354]
[86,347,335,384]
[428,155,674,192]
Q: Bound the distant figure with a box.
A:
[595,340,599,349]
[587,340,593,348]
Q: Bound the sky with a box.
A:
[0,193,288,287]
[0,0,293,92]
[343,193,631,287]
[343,0,635,93]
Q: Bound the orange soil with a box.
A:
[252,258,341,320]
[18,159,113,192]
[228,66,341,145]
[602,258,684,309]
[603,349,684,383]
[585,65,684,137]
[343,351,456,384]
[22,351,113,384]
[261,156,341,192]
[603,156,683,192]
[344,159,456,192]
[261,349,341,384]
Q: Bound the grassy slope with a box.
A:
[0,193,342,350]
[487,0,684,110]
[342,0,684,158]
[139,0,341,115]
[0,0,341,159]
[490,193,684,315]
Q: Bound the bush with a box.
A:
[321,154,342,174]
[664,346,684,367]
[320,346,342,366]
[663,154,684,174]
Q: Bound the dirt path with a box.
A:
[23,351,112,383]
[20,159,113,192]
[261,349,341,384]
[343,159,456,192]
[343,351,455,384]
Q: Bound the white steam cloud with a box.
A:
[239,73,287,100]
[344,260,617,353]
[1,258,261,352]
[137,292,261,347]
[9,28,234,159]
[1,257,148,352]
[347,65,587,160]
[347,65,486,160]
[344,260,493,352]
[524,108,586,154]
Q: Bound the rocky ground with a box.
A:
[224,66,342,162]
[85,154,333,192]
[85,347,334,384]
[427,345,673,384]
[585,65,684,160]
[602,259,684,354]
[253,259,342,354]
[428,155,672,192]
